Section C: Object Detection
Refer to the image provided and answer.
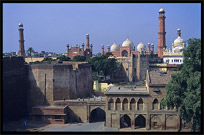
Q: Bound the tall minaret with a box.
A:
[18,23,25,58]
[107,45,110,52]
[86,34,89,49]
[158,8,166,58]
[66,44,69,57]
[101,44,104,55]
[147,43,151,52]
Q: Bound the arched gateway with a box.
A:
[89,107,106,123]
[120,114,131,128]
[135,115,146,129]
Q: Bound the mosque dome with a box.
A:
[122,38,134,50]
[110,43,119,51]
[18,22,23,27]
[137,42,146,52]
[159,8,165,13]
[174,36,184,43]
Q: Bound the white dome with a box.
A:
[18,22,23,27]
[137,42,146,52]
[159,8,165,13]
[174,36,184,43]
[111,43,119,51]
[122,38,134,50]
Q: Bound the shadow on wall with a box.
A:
[27,65,50,113]
[3,57,29,124]
[112,63,128,83]
[66,107,82,123]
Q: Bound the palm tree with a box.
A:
[27,47,34,62]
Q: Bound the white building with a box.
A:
[163,28,185,64]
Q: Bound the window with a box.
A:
[54,115,62,120]
[44,115,52,120]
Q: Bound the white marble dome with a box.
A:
[111,43,119,51]
[159,8,165,13]
[137,42,146,52]
[122,38,134,50]
[18,22,23,27]
[174,36,184,43]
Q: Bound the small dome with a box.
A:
[159,8,165,13]
[111,43,119,51]
[122,38,134,50]
[174,36,184,43]
[177,28,181,31]
[137,42,146,52]
[18,22,23,27]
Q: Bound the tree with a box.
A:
[42,57,55,64]
[57,55,71,61]
[27,47,34,62]
[161,38,201,131]
[72,55,86,62]
[86,52,118,80]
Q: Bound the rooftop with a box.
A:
[105,86,149,95]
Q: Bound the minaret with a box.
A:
[66,44,69,57]
[90,43,93,51]
[151,43,154,53]
[147,43,151,52]
[18,23,25,58]
[82,42,85,51]
[177,28,181,37]
[107,45,110,52]
[101,44,104,55]
[158,8,166,58]
[86,34,89,49]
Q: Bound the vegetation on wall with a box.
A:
[161,38,201,131]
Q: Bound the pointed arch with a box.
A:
[108,98,114,110]
[122,98,128,110]
[137,98,143,111]
[130,98,136,111]
[120,114,131,128]
[115,98,121,110]
[135,115,146,129]
[153,98,159,110]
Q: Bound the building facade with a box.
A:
[104,70,191,131]
[66,34,93,59]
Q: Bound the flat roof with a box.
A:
[32,105,67,109]
[105,86,149,95]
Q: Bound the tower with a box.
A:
[18,23,25,58]
[147,43,151,52]
[151,43,154,53]
[82,42,85,51]
[158,8,166,58]
[101,44,104,55]
[66,44,69,57]
[107,45,110,52]
[177,28,181,37]
[86,34,89,49]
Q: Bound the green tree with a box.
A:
[57,55,71,61]
[161,38,201,131]
[72,55,87,61]
[27,47,34,62]
[42,57,55,64]
[87,52,118,80]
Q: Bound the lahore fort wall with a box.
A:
[27,63,93,112]
[3,56,29,123]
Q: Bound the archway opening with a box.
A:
[135,115,146,129]
[89,108,106,123]
[122,98,128,110]
[108,98,114,110]
[120,114,131,128]
[122,50,128,57]
[115,98,121,110]
[153,99,159,110]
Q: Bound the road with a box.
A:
[42,122,118,132]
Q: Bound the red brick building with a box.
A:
[66,34,92,59]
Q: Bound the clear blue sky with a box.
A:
[3,3,201,54]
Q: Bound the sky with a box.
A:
[3,3,201,54]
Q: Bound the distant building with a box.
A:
[66,34,92,59]
[163,28,185,65]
